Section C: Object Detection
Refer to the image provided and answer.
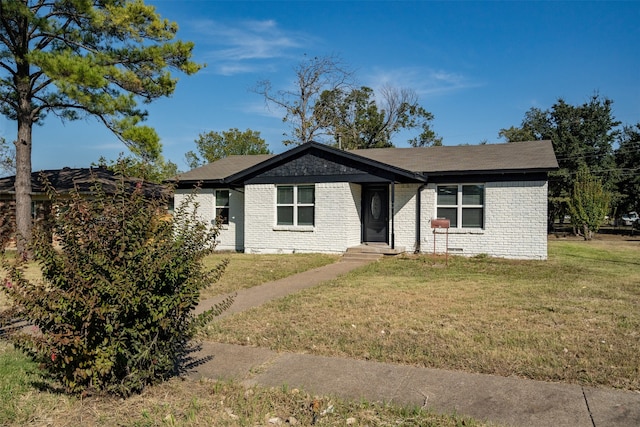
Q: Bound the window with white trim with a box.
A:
[277,185,315,226]
[214,190,230,225]
[436,184,484,228]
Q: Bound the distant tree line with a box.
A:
[499,94,639,231]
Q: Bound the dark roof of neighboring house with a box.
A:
[173,140,558,184]
[0,167,168,199]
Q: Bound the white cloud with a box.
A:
[365,66,481,96]
[190,19,313,75]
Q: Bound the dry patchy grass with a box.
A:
[205,238,640,390]
[0,343,483,427]
[0,252,339,308]
[201,252,339,298]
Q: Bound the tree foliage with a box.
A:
[0,137,14,174]
[499,94,620,224]
[185,128,271,169]
[615,123,640,214]
[255,55,440,149]
[254,54,353,145]
[0,0,201,255]
[95,154,179,183]
[569,166,610,240]
[315,85,442,150]
[0,172,232,396]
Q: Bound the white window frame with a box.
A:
[276,184,315,227]
[214,189,230,225]
[436,184,485,229]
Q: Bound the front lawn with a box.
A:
[205,238,640,390]
[200,252,339,298]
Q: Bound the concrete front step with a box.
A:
[341,244,404,261]
[341,252,384,262]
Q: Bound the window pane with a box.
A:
[462,185,484,205]
[216,190,229,207]
[277,206,294,225]
[277,186,294,204]
[216,207,229,225]
[437,208,457,228]
[437,186,457,205]
[462,208,483,228]
[298,206,314,226]
[297,185,315,204]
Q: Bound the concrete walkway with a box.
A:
[189,257,640,427]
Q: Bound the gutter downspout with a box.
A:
[415,182,428,254]
[390,181,395,250]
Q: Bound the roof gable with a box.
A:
[227,142,424,184]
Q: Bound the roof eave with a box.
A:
[427,167,558,176]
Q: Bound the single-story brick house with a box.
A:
[173,140,558,260]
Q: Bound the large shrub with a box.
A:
[569,166,610,240]
[0,174,231,396]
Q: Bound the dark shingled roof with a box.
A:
[173,141,558,184]
[0,167,167,198]
[174,154,274,183]
[352,140,558,175]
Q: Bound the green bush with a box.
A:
[0,174,231,396]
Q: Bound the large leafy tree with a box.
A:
[0,0,201,256]
[315,85,441,150]
[615,123,640,214]
[185,128,271,169]
[499,94,620,224]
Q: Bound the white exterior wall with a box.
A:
[244,182,361,254]
[390,183,421,252]
[174,188,244,251]
[176,179,548,259]
[414,181,548,260]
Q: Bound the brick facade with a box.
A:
[244,182,361,254]
[180,179,548,260]
[174,188,245,252]
[393,181,549,260]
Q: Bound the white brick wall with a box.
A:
[400,181,549,260]
[176,179,549,259]
[244,182,361,254]
[174,188,244,251]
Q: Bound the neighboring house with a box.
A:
[173,141,558,260]
[0,166,167,245]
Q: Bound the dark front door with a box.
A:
[362,185,389,243]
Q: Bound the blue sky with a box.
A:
[2,0,639,174]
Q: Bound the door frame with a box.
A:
[361,184,390,244]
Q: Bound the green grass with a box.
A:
[0,342,58,424]
[204,239,640,390]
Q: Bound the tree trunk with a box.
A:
[14,116,33,258]
[13,5,34,259]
